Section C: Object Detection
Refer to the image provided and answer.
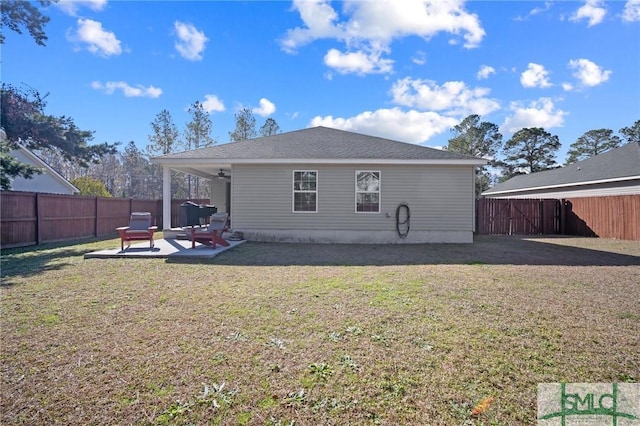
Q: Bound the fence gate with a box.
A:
[476,198,561,235]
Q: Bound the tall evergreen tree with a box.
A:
[447,114,502,193]
[259,117,281,137]
[147,109,181,156]
[502,127,560,178]
[565,129,621,164]
[184,101,215,198]
[229,108,257,142]
[146,109,188,198]
[120,141,150,198]
[619,119,640,144]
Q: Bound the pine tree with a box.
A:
[566,129,621,164]
[447,114,502,193]
[229,108,257,142]
[502,128,560,177]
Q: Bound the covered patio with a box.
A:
[155,160,232,231]
[84,235,245,259]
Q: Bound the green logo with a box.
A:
[538,383,640,425]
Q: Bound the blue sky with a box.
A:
[3,0,639,163]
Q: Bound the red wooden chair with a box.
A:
[190,212,230,249]
[116,212,158,251]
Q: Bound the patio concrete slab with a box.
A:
[84,238,245,259]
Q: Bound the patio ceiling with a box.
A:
[166,163,232,180]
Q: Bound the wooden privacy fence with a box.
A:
[476,198,561,235]
[0,191,208,248]
[563,195,640,241]
[477,195,640,240]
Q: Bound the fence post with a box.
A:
[36,192,42,245]
[94,197,99,237]
[539,200,544,235]
[560,199,567,235]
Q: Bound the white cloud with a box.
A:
[280,0,343,53]
[520,63,552,88]
[562,82,574,91]
[530,1,552,16]
[623,0,640,22]
[477,65,495,80]
[280,0,485,75]
[501,98,567,133]
[570,0,606,26]
[310,108,459,144]
[252,98,276,117]
[323,48,393,75]
[515,1,552,21]
[91,81,162,98]
[69,19,122,57]
[412,51,427,65]
[56,0,107,16]
[390,77,500,117]
[568,58,611,87]
[202,95,225,113]
[174,21,208,61]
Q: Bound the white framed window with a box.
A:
[293,170,318,213]
[355,170,380,213]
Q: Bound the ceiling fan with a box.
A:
[217,169,231,179]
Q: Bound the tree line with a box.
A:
[1,3,638,197]
[3,81,637,197]
[1,83,281,198]
[446,115,639,194]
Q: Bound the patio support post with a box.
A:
[162,165,171,230]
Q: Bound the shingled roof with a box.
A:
[152,126,485,164]
[483,141,640,196]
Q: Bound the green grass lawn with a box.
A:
[1,236,639,425]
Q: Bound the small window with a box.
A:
[293,170,317,213]
[356,171,380,213]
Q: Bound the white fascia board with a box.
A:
[483,175,640,196]
[152,157,487,166]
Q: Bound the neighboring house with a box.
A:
[483,142,640,199]
[7,145,79,195]
[152,126,486,243]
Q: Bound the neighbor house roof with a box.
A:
[483,141,640,196]
[7,144,80,194]
[152,126,486,166]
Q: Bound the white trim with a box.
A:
[292,170,318,213]
[483,175,640,196]
[355,170,381,214]
[152,157,487,166]
[240,229,474,244]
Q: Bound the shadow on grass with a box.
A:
[168,235,640,267]
[0,237,119,286]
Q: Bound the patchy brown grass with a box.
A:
[1,236,639,425]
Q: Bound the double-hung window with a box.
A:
[293,170,317,212]
[356,171,380,213]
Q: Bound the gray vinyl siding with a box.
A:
[231,164,475,232]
